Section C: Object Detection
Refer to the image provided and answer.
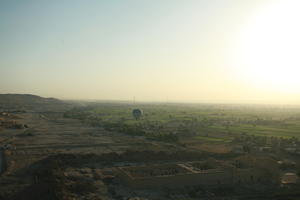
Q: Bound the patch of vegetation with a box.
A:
[64,103,300,144]
[194,136,232,142]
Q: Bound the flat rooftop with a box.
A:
[119,162,225,179]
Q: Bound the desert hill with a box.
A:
[0,94,70,112]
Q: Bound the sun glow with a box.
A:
[232,0,300,92]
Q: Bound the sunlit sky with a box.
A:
[1,0,300,104]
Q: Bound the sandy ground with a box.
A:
[0,111,173,198]
[0,112,151,155]
[0,112,179,171]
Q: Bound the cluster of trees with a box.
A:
[117,124,179,142]
[64,106,300,146]
[149,132,179,143]
[64,108,179,143]
[233,133,299,148]
[174,116,289,129]
[63,108,91,120]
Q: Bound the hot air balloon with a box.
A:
[132,108,143,120]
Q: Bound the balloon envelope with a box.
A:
[132,109,143,120]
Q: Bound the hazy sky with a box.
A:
[1,0,300,104]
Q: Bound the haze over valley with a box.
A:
[1,0,300,200]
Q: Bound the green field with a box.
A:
[194,135,232,143]
[65,102,300,140]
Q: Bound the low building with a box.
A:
[117,160,276,189]
[284,147,297,153]
[281,173,299,185]
[259,146,272,152]
[0,120,24,129]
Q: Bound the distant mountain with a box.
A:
[0,94,70,112]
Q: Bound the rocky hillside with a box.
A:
[0,94,70,112]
